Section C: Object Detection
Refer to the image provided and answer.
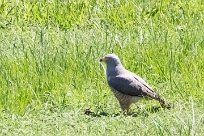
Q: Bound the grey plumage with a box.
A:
[100,54,169,112]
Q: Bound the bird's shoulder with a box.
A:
[108,73,135,82]
[107,73,143,91]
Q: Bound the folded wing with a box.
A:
[108,74,159,99]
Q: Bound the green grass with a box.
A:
[0,0,204,135]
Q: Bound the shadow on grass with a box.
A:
[84,105,164,117]
[84,109,120,117]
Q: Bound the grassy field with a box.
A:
[0,0,204,135]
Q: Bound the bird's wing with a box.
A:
[130,72,153,90]
[108,74,158,98]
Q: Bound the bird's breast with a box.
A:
[107,76,111,81]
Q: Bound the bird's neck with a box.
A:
[106,64,124,77]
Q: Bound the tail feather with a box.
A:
[156,95,171,109]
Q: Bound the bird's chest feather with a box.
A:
[107,76,111,81]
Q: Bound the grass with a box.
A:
[0,0,204,135]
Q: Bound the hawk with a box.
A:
[100,54,170,113]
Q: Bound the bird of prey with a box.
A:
[100,54,170,113]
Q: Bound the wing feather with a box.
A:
[108,74,156,97]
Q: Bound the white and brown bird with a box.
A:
[100,54,170,113]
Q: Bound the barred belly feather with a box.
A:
[112,89,141,104]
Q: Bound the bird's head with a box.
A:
[99,54,122,66]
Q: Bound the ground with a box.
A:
[0,0,204,135]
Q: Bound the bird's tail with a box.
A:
[156,95,171,109]
[144,88,171,109]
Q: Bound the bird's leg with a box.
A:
[119,102,131,115]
